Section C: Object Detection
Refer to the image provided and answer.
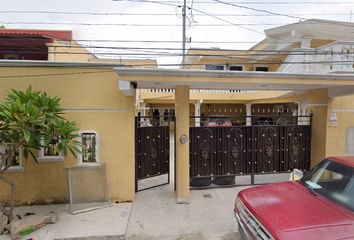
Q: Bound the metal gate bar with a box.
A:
[135,116,170,192]
[189,115,312,187]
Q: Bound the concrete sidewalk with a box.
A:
[0,202,132,240]
[0,185,245,240]
[125,184,249,240]
[1,176,292,240]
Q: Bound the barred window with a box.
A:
[0,143,23,172]
[78,131,99,164]
[38,138,63,162]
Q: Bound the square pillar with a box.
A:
[308,88,328,168]
[175,85,190,202]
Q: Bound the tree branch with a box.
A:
[1,137,25,174]
[0,200,10,216]
[0,172,15,221]
[0,156,6,170]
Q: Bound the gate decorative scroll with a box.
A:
[135,116,170,192]
[147,128,160,176]
[189,115,312,184]
[259,127,278,173]
[289,127,304,170]
[199,128,213,176]
[227,128,243,174]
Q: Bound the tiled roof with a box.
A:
[0,29,72,41]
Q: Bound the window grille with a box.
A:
[78,131,99,164]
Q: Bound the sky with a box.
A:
[1,0,354,68]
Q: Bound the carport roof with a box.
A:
[113,68,354,92]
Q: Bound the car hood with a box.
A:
[239,181,354,240]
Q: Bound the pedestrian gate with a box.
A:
[135,116,170,192]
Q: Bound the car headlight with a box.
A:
[235,194,275,240]
[235,195,242,212]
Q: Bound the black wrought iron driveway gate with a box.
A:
[189,115,312,185]
[135,116,170,192]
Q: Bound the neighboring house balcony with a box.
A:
[138,88,301,103]
[277,41,354,74]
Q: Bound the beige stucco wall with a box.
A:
[0,67,135,206]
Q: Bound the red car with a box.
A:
[234,156,354,240]
[205,117,232,126]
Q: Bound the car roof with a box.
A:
[327,156,354,168]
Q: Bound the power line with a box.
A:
[1,44,348,53]
[122,1,354,3]
[0,10,350,16]
[0,22,289,26]
[111,0,311,48]
[0,70,113,78]
[213,0,354,29]
[2,60,354,74]
[1,35,340,44]
[1,49,352,63]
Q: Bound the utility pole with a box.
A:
[182,0,186,69]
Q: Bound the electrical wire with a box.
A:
[0,22,286,26]
[1,60,354,74]
[111,0,310,48]
[0,70,113,79]
[0,10,350,17]
[1,34,344,50]
[213,0,354,29]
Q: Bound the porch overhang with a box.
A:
[114,68,354,97]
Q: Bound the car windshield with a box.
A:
[301,159,354,211]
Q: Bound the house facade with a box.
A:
[1,19,354,205]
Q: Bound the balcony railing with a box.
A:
[277,41,354,74]
[140,89,247,93]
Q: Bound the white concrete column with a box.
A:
[295,101,301,125]
[245,103,253,126]
[140,102,147,116]
[194,100,203,127]
[160,108,165,125]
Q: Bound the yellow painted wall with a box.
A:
[248,39,268,52]
[89,58,158,68]
[267,54,289,72]
[175,86,190,200]
[326,95,354,157]
[197,103,246,117]
[307,88,328,168]
[51,40,95,62]
[311,39,335,48]
[0,67,135,206]
[49,40,157,69]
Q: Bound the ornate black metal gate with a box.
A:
[189,115,312,186]
[135,116,170,192]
